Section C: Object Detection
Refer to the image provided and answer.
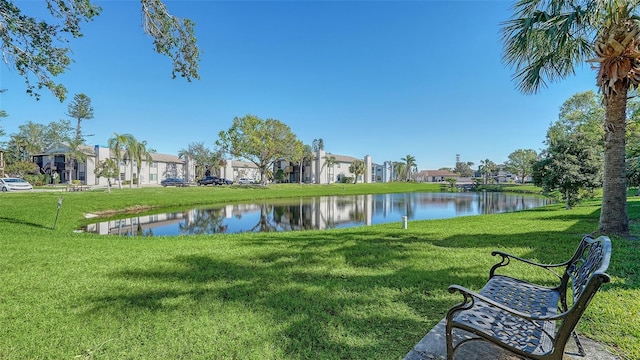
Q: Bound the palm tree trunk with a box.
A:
[129,161,134,189]
[117,158,122,190]
[599,90,629,236]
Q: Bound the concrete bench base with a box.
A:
[404,319,620,360]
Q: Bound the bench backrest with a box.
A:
[555,235,611,350]
[564,235,611,303]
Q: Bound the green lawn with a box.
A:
[1,183,638,359]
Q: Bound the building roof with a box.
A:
[324,153,361,163]
[417,170,459,178]
[150,152,183,163]
[34,143,97,157]
[231,160,259,169]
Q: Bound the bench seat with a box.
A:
[444,235,611,360]
[450,275,559,356]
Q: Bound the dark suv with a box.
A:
[197,176,223,186]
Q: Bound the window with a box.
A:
[120,173,125,180]
[150,174,157,181]
[151,162,158,168]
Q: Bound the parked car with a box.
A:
[197,176,223,186]
[237,177,254,184]
[0,177,33,192]
[221,178,234,185]
[161,178,189,187]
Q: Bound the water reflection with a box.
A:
[84,192,551,236]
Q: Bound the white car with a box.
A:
[0,177,33,192]
[237,177,254,184]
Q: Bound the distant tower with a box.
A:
[456,154,460,163]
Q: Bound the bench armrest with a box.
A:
[447,284,564,322]
[489,250,566,279]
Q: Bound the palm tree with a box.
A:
[401,155,417,181]
[300,144,314,184]
[349,159,366,184]
[393,162,406,182]
[502,1,640,236]
[479,159,497,185]
[108,133,133,190]
[133,139,153,188]
[324,155,337,183]
[312,138,325,152]
[64,138,89,184]
[123,136,139,189]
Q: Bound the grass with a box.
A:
[1,183,638,359]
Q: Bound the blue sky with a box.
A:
[1,0,598,170]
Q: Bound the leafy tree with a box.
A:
[274,169,286,183]
[2,120,73,168]
[94,158,119,193]
[349,159,366,184]
[625,95,640,191]
[401,154,417,181]
[533,92,606,208]
[533,131,602,209]
[453,161,474,177]
[178,142,221,179]
[216,115,301,185]
[0,0,199,101]
[0,109,6,138]
[7,122,47,161]
[66,93,94,142]
[44,120,74,149]
[5,160,37,177]
[504,149,539,183]
[501,0,640,236]
[542,92,606,194]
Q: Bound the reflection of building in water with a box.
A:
[272,194,375,231]
[85,193,551,236]
[86,211,187,235]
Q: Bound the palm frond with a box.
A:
[502,0,596,94]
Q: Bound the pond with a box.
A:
[83,192,552,237]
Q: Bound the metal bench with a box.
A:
[445,235,611,360]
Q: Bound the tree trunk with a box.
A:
[599,90,629,236]
[116,157,123,190]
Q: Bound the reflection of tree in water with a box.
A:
[477,192,546,214]
[453,195,475,213]
[250,203,279,232]
[272,200,316,231]
[136,217,154,237]
[88,193,552,236]
[179,208,228,235]
[348,195,367,223]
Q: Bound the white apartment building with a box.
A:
[32,144,394,186]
